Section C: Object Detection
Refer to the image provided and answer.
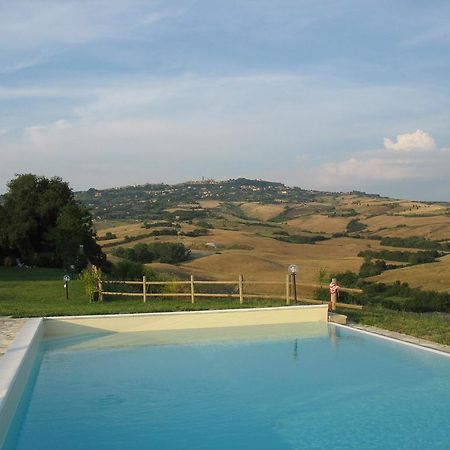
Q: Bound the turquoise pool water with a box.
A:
[3,323,450,449]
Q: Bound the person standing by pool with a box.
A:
[329,278,340,311]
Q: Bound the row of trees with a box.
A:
[380,236,450,251]
[112,242,190,264]
[0,174,105,269]
[358,249,442,265]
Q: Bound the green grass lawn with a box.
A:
[341,307,450,346]
[0,267,286,317]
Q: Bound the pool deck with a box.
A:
[0,317,27,359]
[346,321,450,355]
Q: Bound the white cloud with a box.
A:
[303,131,450,197]
[319,156,418,182]
[383,129,436,152]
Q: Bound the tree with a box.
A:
[1,174,73,257]
[0,204,9,260]
[46,203,104,269]
[0,174,104,268]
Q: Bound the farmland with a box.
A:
[84,178,450,293]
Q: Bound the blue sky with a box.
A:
[1,0,450,200]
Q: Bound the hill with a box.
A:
[76,178,320,221]
[75,178,450,292]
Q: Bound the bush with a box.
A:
[331,270,361,288]
[359,259,386,277]
[110,260,148,280]
[80,266,102,302]
[360,281,450,314]
[273,234,329,244]
[112,242,190,264]
[196,220,214,229]
[346,219,367,233]
[183,228,209,237]
[380,236,450,251]
[272,230,289,236]
[358,249,441,265]
[142,221,173,228]
[150,228,178,236]
[98,232,117,241]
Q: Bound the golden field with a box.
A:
[239,202,286,221]
[96,194,450,292]
[368,254,450,293]
[362,214,450,240]
[287,215,349,233]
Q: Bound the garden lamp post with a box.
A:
[288,264,298,304]
[63,274,70,300]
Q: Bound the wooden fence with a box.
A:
[99,275,363,309]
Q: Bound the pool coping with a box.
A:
[44,303,327,320]
[342,322,450,356]
[0,318,43,448]
[333,322,450,358]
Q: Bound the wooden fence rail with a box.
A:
[99,275,363,309]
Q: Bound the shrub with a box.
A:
[111,260,148,280]
[346,219,367,233]
[183,228,209,237]
[80,265,102,302]
[112,242,190,264]
[196,220,214,229]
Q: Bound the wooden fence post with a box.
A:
[286,274,290,305]
[238,274,244,304]
[143,275,147,303]
[190,275,195,304]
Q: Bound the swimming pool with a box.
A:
[2,317,450,449]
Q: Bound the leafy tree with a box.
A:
[359,259,388,277]
[1,174,72,257]
[46,203,104,269]
[111,260,150,280]
[0,174,104,268]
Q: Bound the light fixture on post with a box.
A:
[288,264,298,304]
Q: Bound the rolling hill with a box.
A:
[79,178,450,293]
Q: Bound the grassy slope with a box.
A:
[0,267,286,318]
[368,254,450,293]
[342,307,450,346]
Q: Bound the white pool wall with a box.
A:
[44,304,329,338]
[0,318,43,448]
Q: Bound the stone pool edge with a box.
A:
[334,322,450,357]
